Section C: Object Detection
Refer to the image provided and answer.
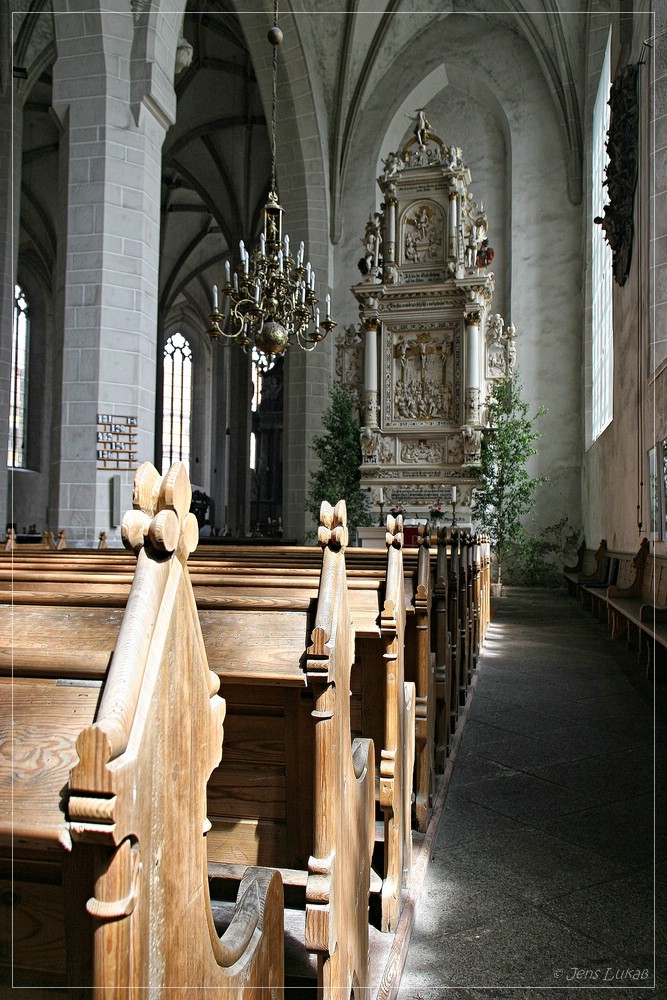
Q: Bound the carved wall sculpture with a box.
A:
[594,63,639,287]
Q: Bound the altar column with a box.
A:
[464,309,482,424]
[363,315,380,429]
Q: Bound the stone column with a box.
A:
[464,309,481,425]
[50,9,179,544]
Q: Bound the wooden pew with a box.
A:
[202,500,376,998]
[0,526,418,936]
[433,526,451,770]
[1,461,285,995]
[403,525,435,832]
[563,538,607,599]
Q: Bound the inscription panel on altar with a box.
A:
[382,322,461,430]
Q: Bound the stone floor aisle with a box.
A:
[398,588,666,999]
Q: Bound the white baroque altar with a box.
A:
[344,112,516,525]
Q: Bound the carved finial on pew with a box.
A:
[121,461,199,559]
[4,528,16,551]
[56,529,67,550]
[417,520,431,551]
[386,513,403,549]
[98,531,108,550]
[317,499,348,552]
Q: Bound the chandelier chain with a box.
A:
[270,0,279,193]
[205,0,336,360]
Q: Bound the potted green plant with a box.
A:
[472,374,547,592]
[306,383,372,540]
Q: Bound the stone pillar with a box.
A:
[363,317,379,429]
[50,9,179,544]
[464,309,481,424]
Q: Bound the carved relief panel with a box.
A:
[400,200,445,266]
[383,323,460,430]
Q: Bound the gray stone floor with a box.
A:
[399,588,666,1000]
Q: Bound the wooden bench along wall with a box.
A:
[1,462,285,996]
[564,536,667,673]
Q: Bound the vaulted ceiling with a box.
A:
[7,1,627,338]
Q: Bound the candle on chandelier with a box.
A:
[315,308,320,328]
[325,293,331,320]
[301,282,306,304]
[284,234,289,256]
[233,272,239,293]
[239,239,245,258]
[298,241,305,267]
[244,252,249,275]
[254,280,260,303]
[310,269,315,290]
[224,260,231,284]
[260,233,266,255]
[278,249,284,273]
[212,284,219,310]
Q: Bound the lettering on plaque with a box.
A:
[96,414,138,470]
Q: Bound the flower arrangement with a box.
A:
[389,504,406,517]
[429,499,445,521]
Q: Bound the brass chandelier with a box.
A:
[207,2,336,360]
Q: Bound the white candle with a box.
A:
[239,239,245,257]
[244,252,249,275]
[325,293,331,319]
[260,233,266,255]
[212,284,219,310]
[310,269,315,290]
[315,308,320,328]
[224,260,231,284]
[301,282,306,304]
[306,261,311,281]
[233,272,239,293]
[378,487,384,503]
[284,234,289,256]
[254,280,260,303]
[451,486,457,503]
[298,241,305,267]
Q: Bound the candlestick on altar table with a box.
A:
[451,486,457,503]
[378,486,384,503]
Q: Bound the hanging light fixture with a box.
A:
[206,1,336,361]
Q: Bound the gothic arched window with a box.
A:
[7,285,29,468]
[591,30,613,441]
[162,332,192,474]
